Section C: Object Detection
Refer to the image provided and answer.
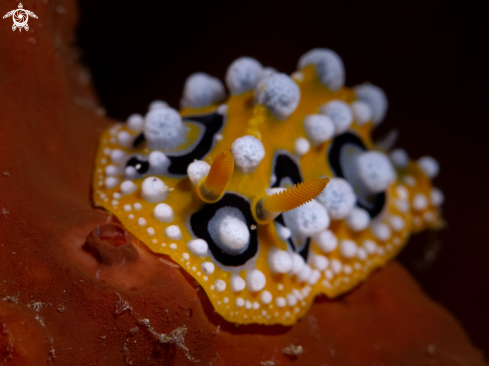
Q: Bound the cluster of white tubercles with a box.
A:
[354,84,388,125]
[225,57,264,95]
[181,72,226,109]
[255,73,300,120]
[316,178,356,220]
[208,207,250,255]
[298,48,345,91]
[231,135,265,173]
[144,107,187,150]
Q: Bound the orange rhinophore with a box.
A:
[93,48,444,325]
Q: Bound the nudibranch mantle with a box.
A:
[93,49,444,326]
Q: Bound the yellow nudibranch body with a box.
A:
[93,49,444,325]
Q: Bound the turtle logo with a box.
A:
[3,3,38,32]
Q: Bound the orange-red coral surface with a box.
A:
[0,1,487,365]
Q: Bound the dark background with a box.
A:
[77,0,489,354]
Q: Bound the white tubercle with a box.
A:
[417,156,439,178]
[354,84,388,125]
[148,151,170,174]
[290,253,306,275]
[105,177,119,189]
[231,135,265,173]
[350,100,372,126]
[310,254,329,271]
[153,203,174,223]
[246,269,266,292]
[231,275,246,292]
[294,137,310,157]
[339,239,358,259]
[127,113,144,132]
[141,177,169,203]
[201,262,215,275]
[319,100,353,134]
[148,100,169,111]
[330,259,342,274]
[303,114,335,146]
[215,279,226,292]
[276,297,286,308]
[296,264,312,283]
[181,72,226,108]
[371,222,391,241]
[120,180,138,195]
[430,187,444,207]
[298,48,345,91]
[390,148,410,169]
[187,160,211,186]
[345,207,370,232]
[260,291,272,305]
[275,222,292,241]
[187,239,208,257]
[388,215,406,232]
[308,270,321,285]
[110,149,127,164]
[225,57,263,95]
[283,200,330,239]
[144,108,186,150]
[117,131,133,148]
[165,225,182,240]
[268,248,293,274]
[316,177,356,220]
[355,151,396,193]
[313,229,338,253]
[255,73,300,120]
[286,294,298,307]
[208,207,250,255]
[412,193,428,211]
[363,240,377,255]
[105,164,119,177]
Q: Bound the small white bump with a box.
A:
[377,247,386,256]
[181,72,226,108]
[124,166,139,180]
[357,248,368,260]
[350,100,372,126]
[355,151,396,193]
[128,214,135,219]
[339,239,358,259]
[394,199,410,213]
[276,297,287,308]
[105,177,119,189]
[396,185,410,200]
[268,248,293,274]
[117,131,133,148]
[103,148,111,156]
[215,279,226,293]
[182,253,190,260]
[260,291,272,305]
[165,225,182,240]
[430,188,444,207]
[354,84,388,125]
[236,297,245,307]
[144,108,186,150]
[316,177,356,220]
[286,294,298,307]
[403,175,416,187]
[343,265,353,275]
[330,259,342,274]
[230,275,246,292]
[153,203,174,223]
[231,135,265,174]
[371,223,392,241]
[296,264,312,283]
[294,137,310,157]
[325,269,334,280]
[226,57,263,95]
[390,149,410,169]
[113,192,121,199]
[127,114,144,131]
[283,199,330,239]
[105,164,119,177]
[255,73,300,120]
[187,239,208,257]
[252,301,260,310]
[111,200,119,206]
[310,254,329,271]
[201,262,215,275]
[345,207,370,232]
[148,100,169,111]
[148,151,170,175]
[417,156,439,178]
[245,300,252,310]
[123,204,132,212]
[412,193,428,211]
[313,230,338,253]
[319,100,353,134]
[138,217,146,226]
[246,269,266,292]
[141,177,169,203]
[134,202,142,210]
[298,48,345,91]
[303,114,335,146]
[292,289,304,301]
[147,227,155,236]
[223,297,229,304]
[307,269,321,285]
[187,161,211,186]
[277,283,284,291]
[110,149,127,164]
[290,253,306,275]
[363,240,378,255]
[276,223,292,241]
[170,243,177,250]
[120,180,138,195]
[389,215,406,232]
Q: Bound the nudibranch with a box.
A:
[92,49,444,326]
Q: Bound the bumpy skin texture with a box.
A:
[0,0,487,365]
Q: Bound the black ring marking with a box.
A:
[327,132,386,218]
[190,193,258,267]
[126,156,149,174]
[272,152,302,188]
